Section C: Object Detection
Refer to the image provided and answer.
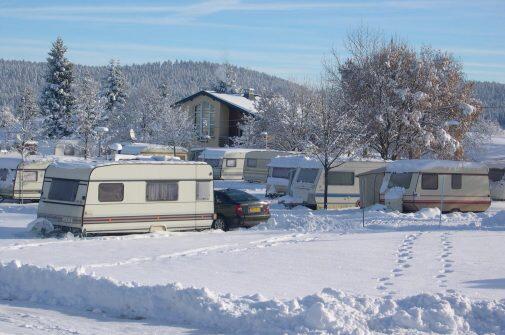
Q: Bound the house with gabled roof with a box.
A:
[173,89,258,148]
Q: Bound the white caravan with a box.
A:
[265,155,313,197]
[243,150,293,183]
[288,160,386,209]
[198,148,256,180]
[0,156,57,201]
[37,160,214,235]
[379,160,491,212]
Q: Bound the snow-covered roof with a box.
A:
[174,90,259,115]
[204,90,258,114]
[198,148,258,160]
[386,159,488,174]
[51,158,207,170]
[0,154,84,169]
[120,143,188,155]
[268,155,321,169]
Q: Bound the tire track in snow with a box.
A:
[78,233,315,270]
[376,232,422,297]
[436,232,456,293]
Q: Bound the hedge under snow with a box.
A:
[0,261,504,335]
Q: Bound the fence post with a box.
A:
[439,175,445,227]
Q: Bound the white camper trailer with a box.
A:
[289,160,386,209]
[486,161,505,200]
[265,155,313,197]
[379,160,491,212]
[198,148,256,180]
[0,156,56,201]
[243,150,293,183]
[37,160,214,235]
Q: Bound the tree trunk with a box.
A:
[324,166,329,210]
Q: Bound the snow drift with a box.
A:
[0,261,504,335]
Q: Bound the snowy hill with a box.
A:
[0,59,300,107]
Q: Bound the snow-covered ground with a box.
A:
[1,180,505,334]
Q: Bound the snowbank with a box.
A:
[256,206,495,233]
[0,261,503,335]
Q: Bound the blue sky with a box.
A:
[1,0,504,83]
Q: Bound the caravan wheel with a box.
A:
[212,217,228,231]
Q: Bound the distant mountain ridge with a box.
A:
[1,59,504,126]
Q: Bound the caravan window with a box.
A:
[451,174,462,189]
[272,167,292,179]
[98,183,124,202]
[146,181,178,201]
[205,159,221,168]
[421,173,438,190]
[246,158,257,168]
[196,181,211,201]
[327,171,354,186]
[226,159,237,167]
[388,173,412,189]
[48,179,79,202]
[0,169,8,181]
[297,168,319,183]
[21,171,37,182]
[489,168,505,182]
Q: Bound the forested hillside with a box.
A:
[473,81,505,126]
[0,59,299,107]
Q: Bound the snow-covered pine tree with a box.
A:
[0,105,17,150]
[103,59,128,140]
[214,63,240,94]
[75,75,103,158]
[39,37,75,139]
[14,88,39,156]
[156,102,195,155]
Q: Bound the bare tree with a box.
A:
[75,76,104,158]
[304,84,364,209]
[14,88,39,156]
[0,106,17,150]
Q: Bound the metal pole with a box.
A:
[439,175,445,227]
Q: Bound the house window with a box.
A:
[98,183,124,202]
[194,101,215,138]
[196,181,211,201]
[297,168,319,183]
[146,181,178,201]
[327,171,354,186]
[246,158,257,168]
[21,171,37,182]
[421,173,438,190]
[451,174,462,189]
[226,159,236,167]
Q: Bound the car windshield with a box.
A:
[388,173,412,189]
[222,189,258,202]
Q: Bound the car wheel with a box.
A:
[212,217,228,231]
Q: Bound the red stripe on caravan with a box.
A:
[83,213,214,224]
